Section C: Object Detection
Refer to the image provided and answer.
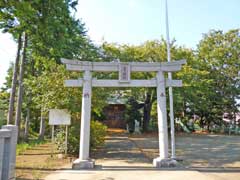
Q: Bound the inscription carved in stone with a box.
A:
[119,63,130,82]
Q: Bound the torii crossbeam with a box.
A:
[61,58,186,169]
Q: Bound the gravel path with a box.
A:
[129,133,240,168]
[93,134,152,167]
[45,133,240,180]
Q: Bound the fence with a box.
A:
[0,125,18,180]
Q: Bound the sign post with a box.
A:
[65,125,68,155]
[49,109,71,156]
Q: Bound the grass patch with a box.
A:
[16,142,72,179]
[16,139,47,155]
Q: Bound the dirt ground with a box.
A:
[45,131,240,180]
[129,133,240,168]
[16,130,240,180]
[16,143,72,180]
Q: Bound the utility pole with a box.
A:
[165,0,176,159]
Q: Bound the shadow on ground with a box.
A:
[130,134,240,168]
[92,134,152,165]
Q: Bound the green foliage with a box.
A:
[67,122,80,154]
[0,0,95,60]
[0,0,102,140]
[102,40,197,130]
[90,121,107,149]
[54,128,67,153]
[16,139,46,155]
[1,0,239,142]
[55,120,107,154]
[124,97,141,133]
[194,29,240,127]
[102,34,240,131]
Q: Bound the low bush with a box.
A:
[55,120,107,154]
[90,120,107,149]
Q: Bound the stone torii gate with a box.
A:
[61,58,186,169]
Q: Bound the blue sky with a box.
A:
[1,0,240,87]
[77,0,240,46]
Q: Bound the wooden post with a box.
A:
[51,125,55,158]
[51,125,54,143]
[65,125,68,155]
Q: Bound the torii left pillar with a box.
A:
[72,70,95,169]
[153,71,177,167]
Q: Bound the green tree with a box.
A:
[0,0,101,141]
[102,40,195,132]
[195,29,240,129]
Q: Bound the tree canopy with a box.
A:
[0,1,239,140]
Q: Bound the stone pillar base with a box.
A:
[72,159,95,169]
[153,157,178,168]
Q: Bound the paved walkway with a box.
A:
[45,133,240,180]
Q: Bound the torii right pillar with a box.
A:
[153,71,177,167]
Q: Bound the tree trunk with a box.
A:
[38,109,45,140]
[7,33,22,124]
[182,99,186,118]
[142,92,152,132]
[199,115,204,129]
[23,49,34,142]
[207,123,210,132]
[143,104,152,132]
[24,108,30,142]
[15,32,28,140]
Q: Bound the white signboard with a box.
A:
[49,109,71,125]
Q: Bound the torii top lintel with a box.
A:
[61,58,186,72]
